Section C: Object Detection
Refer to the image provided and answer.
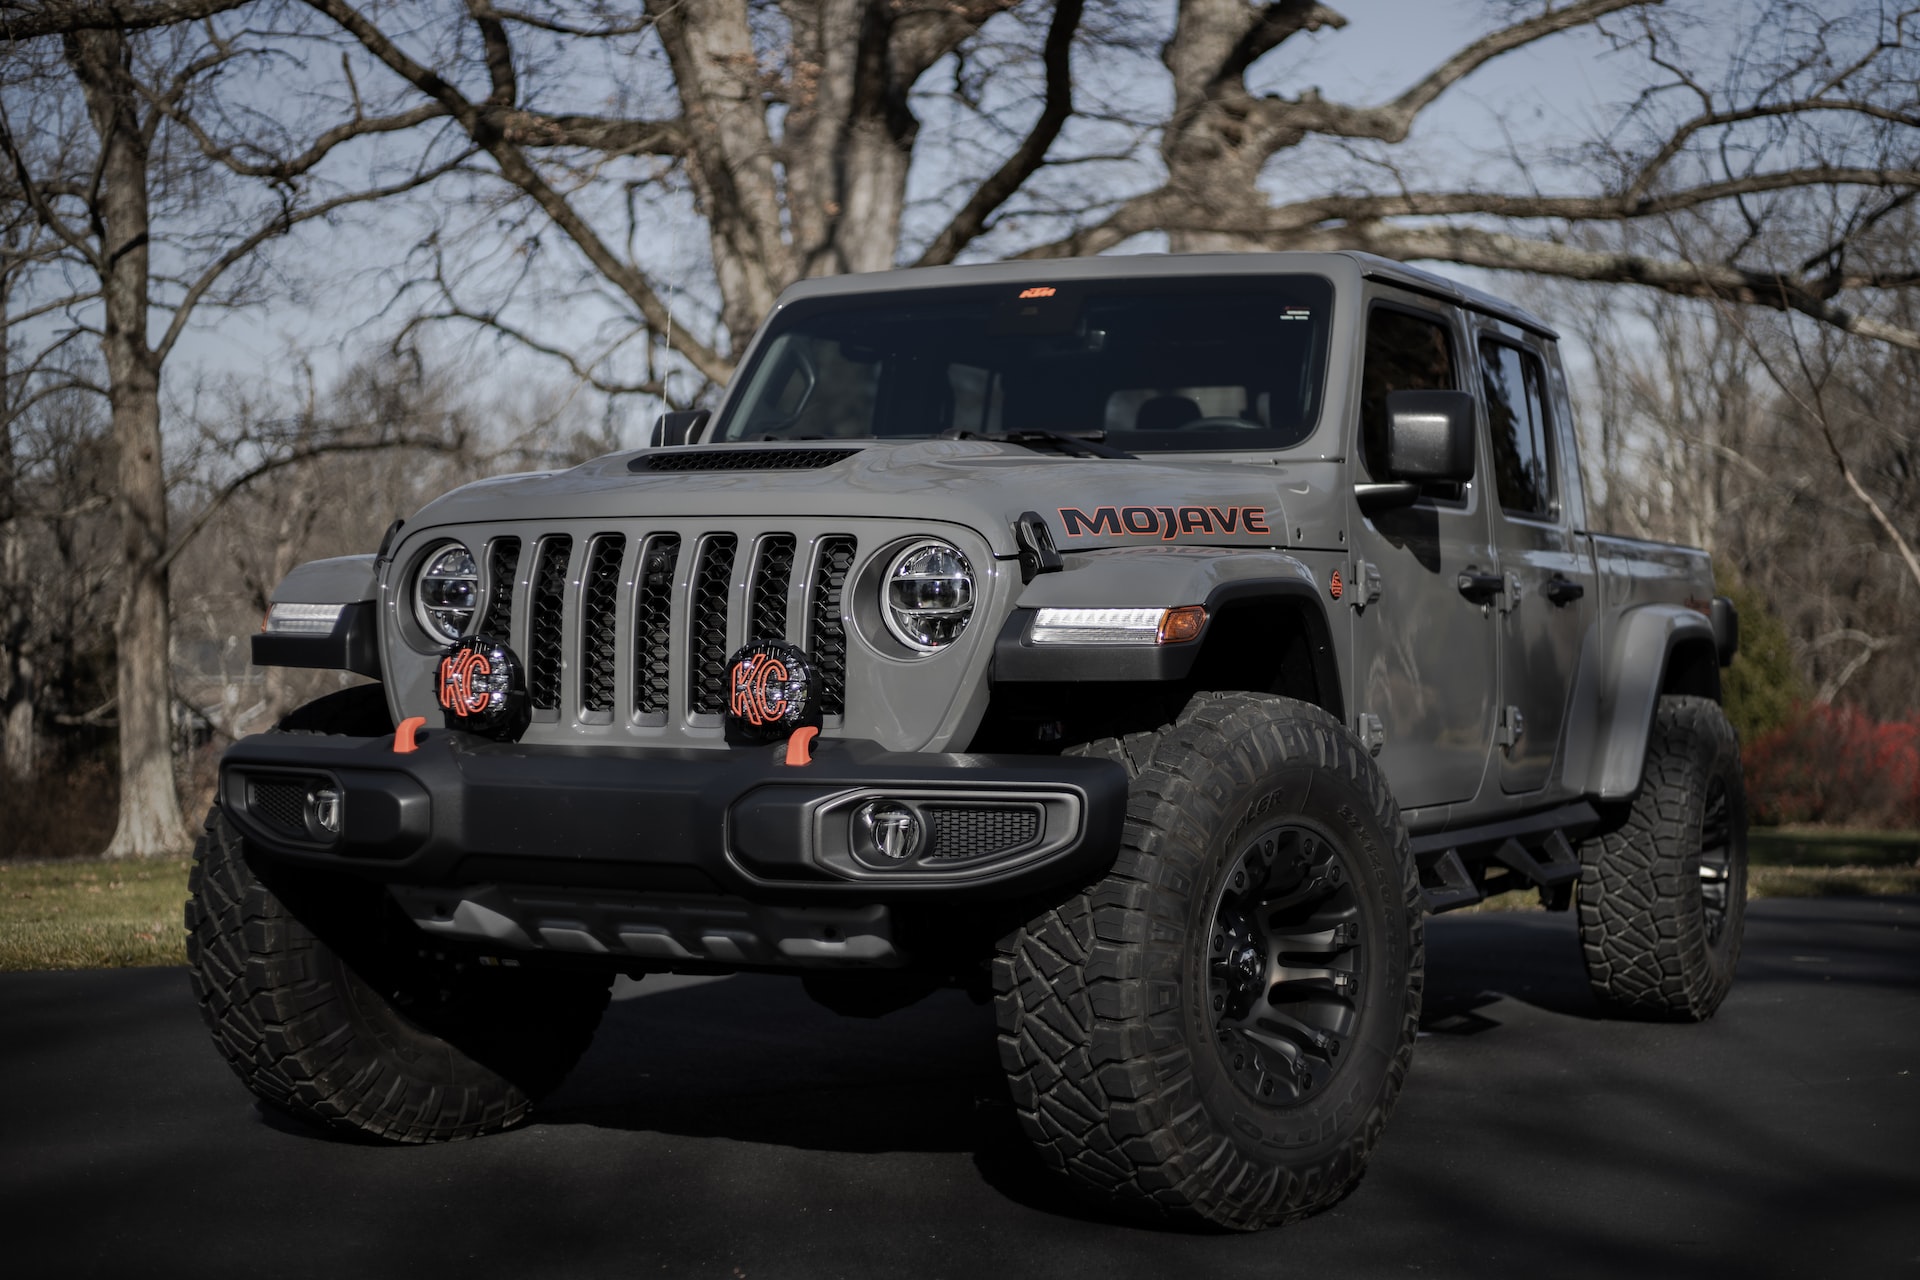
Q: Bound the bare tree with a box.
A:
[1,6,469,855]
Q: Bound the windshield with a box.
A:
[714,275,1334,453]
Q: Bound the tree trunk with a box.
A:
[69,29,189,857]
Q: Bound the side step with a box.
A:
[1491,830,1581,888]
[1417,848,1483,913]
[1409,804,1598,914]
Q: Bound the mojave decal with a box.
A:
[1057,504,1273,540]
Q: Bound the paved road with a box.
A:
[3,898,1915,1279]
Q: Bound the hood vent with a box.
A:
[629,448,860,474]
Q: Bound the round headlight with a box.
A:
[882,539,974,653]
[414,543,479,641]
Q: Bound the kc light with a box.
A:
[882,540,974,653]
[1029,605,1207,645]
[414,543,479,641]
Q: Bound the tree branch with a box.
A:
[914,0,1083,268]
[0,0,249,40]
[305,0,731,383]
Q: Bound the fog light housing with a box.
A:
[306,787,342,840]
[851,800,925,867]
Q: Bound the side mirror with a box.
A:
[650,409,710,448]
[1383,389,1475,482]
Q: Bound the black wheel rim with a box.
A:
[1698,777,1733,945]
[1206,823,1367,1105]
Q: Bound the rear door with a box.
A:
[1349,292,1499,811]
[1473,323,1597,794]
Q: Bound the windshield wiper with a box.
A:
[939,428,1136,460]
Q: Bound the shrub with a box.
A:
[1714,565,1806,747]
[1745,702,1920,829]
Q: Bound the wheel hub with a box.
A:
[1206,824,1366,1105]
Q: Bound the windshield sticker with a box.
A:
[1018,286,1057,300]
[1058,505,1272,540]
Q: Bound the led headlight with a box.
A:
[413,543,479,641]
[882,539,974,653]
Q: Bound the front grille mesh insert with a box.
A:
[749,535,796,642]
[482,538,520,636]
[633,536,680,720]
[580,535,625,714]
[923,805,1042,863]
[528,536,572,711]
[810,536,857,716]
[247,778,311,838]
[689,536,738,715]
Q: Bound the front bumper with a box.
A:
[218,727,1125,904]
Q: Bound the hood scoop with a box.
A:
[629,447,861,474]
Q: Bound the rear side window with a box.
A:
[1479,339,1554,518]
[1359,307,1458,480]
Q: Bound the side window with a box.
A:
[1479,338,1554,518]
[1360,307,1458,481]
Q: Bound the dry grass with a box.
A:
[0,856,190,971]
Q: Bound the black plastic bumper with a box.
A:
[217,728,1126,903]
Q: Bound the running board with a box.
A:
[1412,802,1597,914]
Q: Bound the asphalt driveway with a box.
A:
[2,897,1914,1279]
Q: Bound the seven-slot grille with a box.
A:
[477,530,857,726]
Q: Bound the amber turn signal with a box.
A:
[1157,605,1207,644]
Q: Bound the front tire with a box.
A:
[186,689,611,1142]
[993,693,1423,1230]
[1577,695,1748,1020]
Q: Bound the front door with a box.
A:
[1473,324,1596,794]
[1349,293,1500,812]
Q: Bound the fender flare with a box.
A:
[1572,604,1719,800]
[991,550,1339,705]
[250,554,382,678]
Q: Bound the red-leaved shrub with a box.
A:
[1743,702,1920,829]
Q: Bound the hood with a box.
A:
[408,439,1350,555]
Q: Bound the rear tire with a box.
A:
[993,693,1422,1230]
[186,689,611,1142]
[1577,695,1748,1021]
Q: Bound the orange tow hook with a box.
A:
[393,716,427,754]
[784,725,818,766]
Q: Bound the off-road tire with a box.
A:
[185,688,612,1142]
[1577,694,1747,1021]
[993,693,1423,1230]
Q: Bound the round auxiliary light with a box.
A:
[414,543,479,641]
[881,539,974,654]
[852,800,926,868]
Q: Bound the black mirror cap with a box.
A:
[1384,389,1475,483]
[1711,595,1739,667]
[650,409,711,448]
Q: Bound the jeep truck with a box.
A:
[190,251,1746,1230]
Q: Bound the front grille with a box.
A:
[689,536,738,716]
[629,449,859,473]
[528,536,573,710]
[923,805,1043,863]
[580,535,625,714]
[633,536,680,721]
[446,527,859,731]
[749,535,796,642]
[482,538,520,635]
[247,777,312,838]
[809,537,856,716]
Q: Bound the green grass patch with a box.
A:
[1748,826,1920,868]
[0,856,191,971]
[1748,864,1920,898]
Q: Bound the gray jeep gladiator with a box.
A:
[190,251,1746,1230]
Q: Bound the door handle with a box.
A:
[1544,575,1585,606]
[1457,568,1505,602]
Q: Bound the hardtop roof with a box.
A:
[776,250,1557,340]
